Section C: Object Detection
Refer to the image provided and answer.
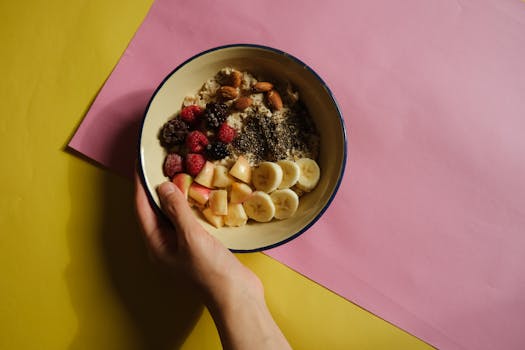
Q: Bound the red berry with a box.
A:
[180,105,203,124]
[185,153,206,176]
[186,130,209,153]
[217,123,235,144]
[163,153,183,178]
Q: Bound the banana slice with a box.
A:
[242,191,275,222]
[270,189,299,219]
[296,158,320,192]
[277,160,300,189]
[252,162,283,193]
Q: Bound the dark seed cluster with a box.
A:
[282,104,316,155]
[232,111,310,163]
[234,102,317,163]
[232,115,266,162]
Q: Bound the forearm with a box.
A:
[206,280,292,350]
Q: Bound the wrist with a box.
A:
[206,274,292,350]
[196,264,292,349]
[205,269,265,314]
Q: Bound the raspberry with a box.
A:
[163,153,183,178]
[217,123,235,144]
[159,119,189,147]
[185,130,209,153]
[206,142,230,160]
[185,153,206,176]
[180,105,203,124]
[204,102,228,129]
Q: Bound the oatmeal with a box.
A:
[159,68,321,227]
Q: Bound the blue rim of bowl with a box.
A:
[138,43,347,253]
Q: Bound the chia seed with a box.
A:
[232,115,267,162]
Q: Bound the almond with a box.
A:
[230,70,242,88]
[267,90,283,111]
[218,86,239,100]
[253,82,273,92]
[234,96,253,110]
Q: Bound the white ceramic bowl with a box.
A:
[139,44,346,252]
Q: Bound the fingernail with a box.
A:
[157,181,176,197]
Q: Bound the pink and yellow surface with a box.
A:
[2,0,524,349]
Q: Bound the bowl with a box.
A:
[139,44,347,252]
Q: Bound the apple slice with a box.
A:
[194,161,215,188]
[212,165,234,188]
[188,183,211,205]
[171,173,192,199]
[229,156,252,184]
[209,190,228,216]
[224,203,248,227]
[230,182,253,204]
[202,207,224,228]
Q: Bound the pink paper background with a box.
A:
[69,0,525,349]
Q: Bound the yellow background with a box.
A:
[0,1,433,348]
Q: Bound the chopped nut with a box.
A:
[267,90,283,111]
[230,70,242,88]
[234,96,253,110]
[218,86,239,100]
[253,82,273,92]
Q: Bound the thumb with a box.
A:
[157,182,200,238]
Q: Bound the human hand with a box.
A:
[134,170,291,350]
[133,170,262,305]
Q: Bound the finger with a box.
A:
[157,181,202,240]
[134,170,168,254]
[134,170,158,234]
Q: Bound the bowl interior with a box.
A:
[140,45,345,251]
